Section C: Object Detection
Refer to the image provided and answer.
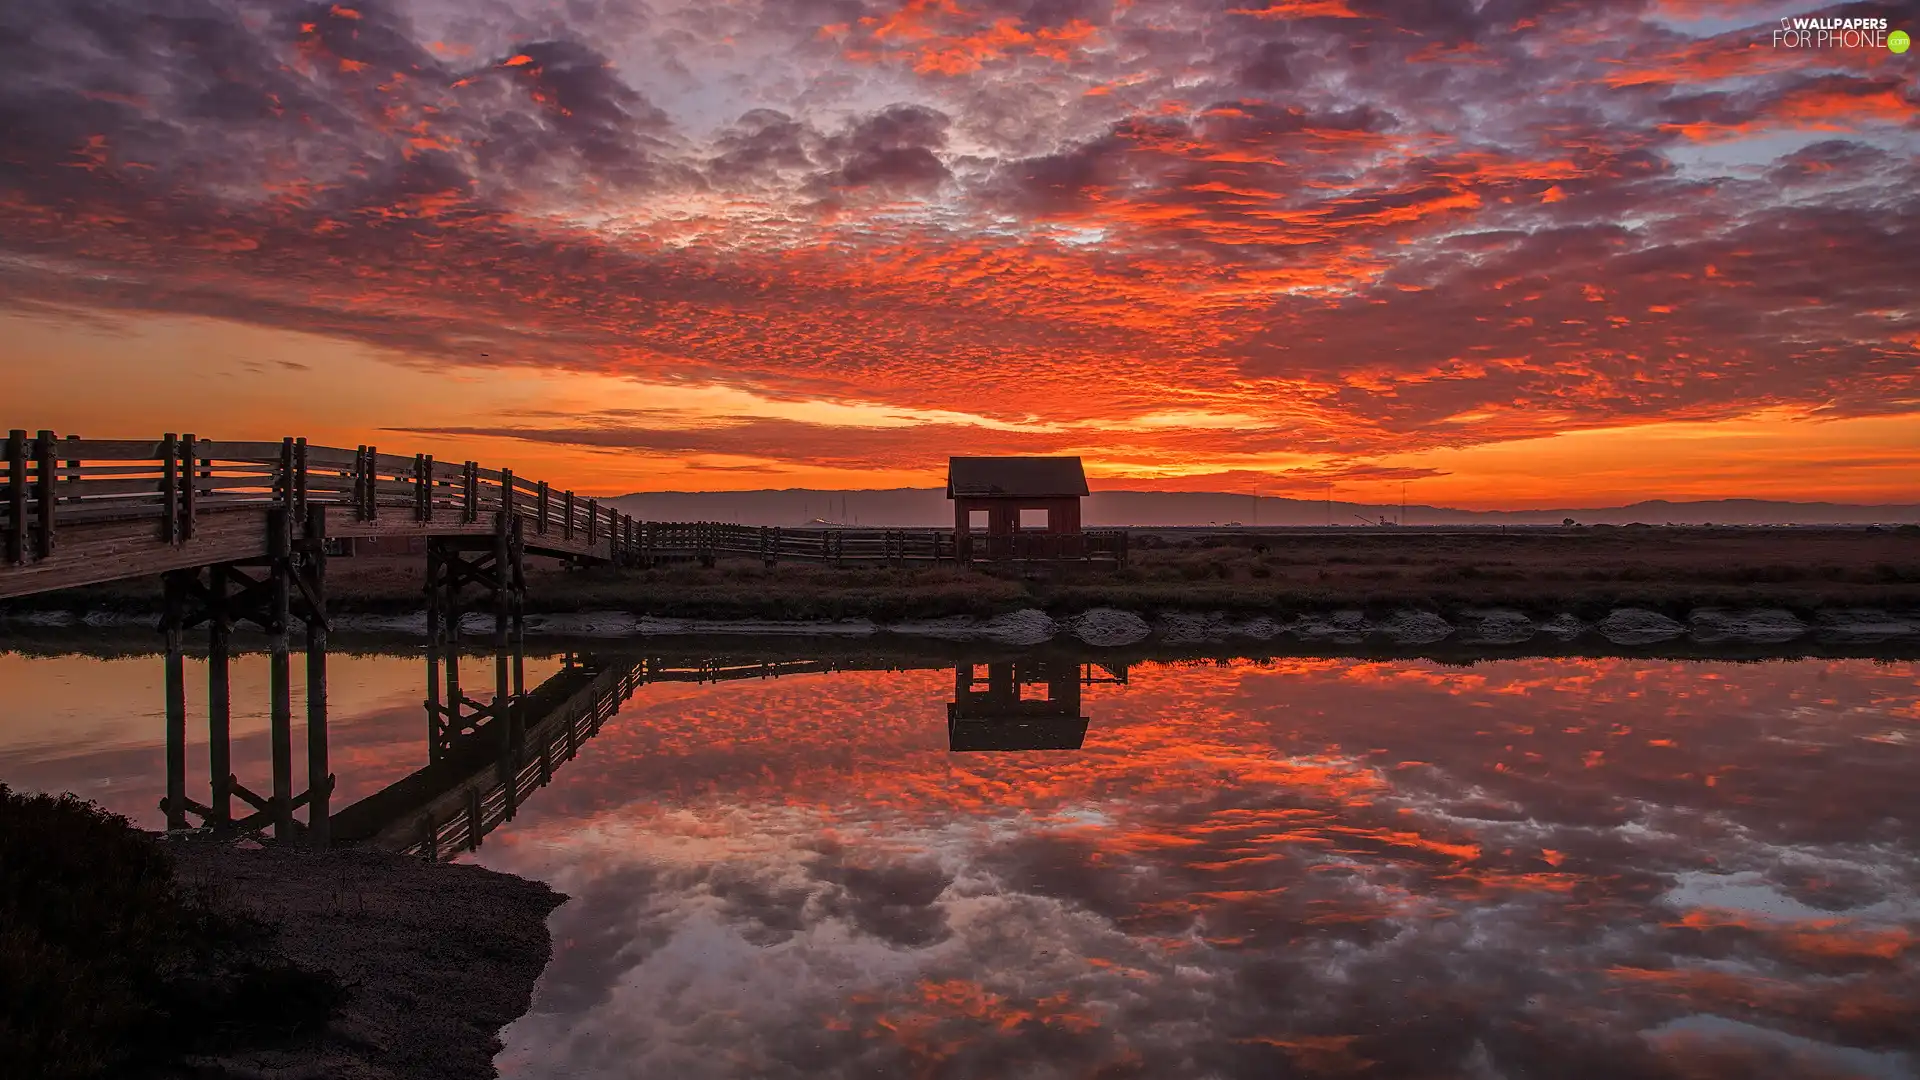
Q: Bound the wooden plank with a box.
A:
[58,463,175,478]
[300,474,356,494]
[49,476,249,499]
[189,439,286,460]
[0,515,267,598]
[301,446,360,469]
[370,450,420,474]
[59,438,170,460]
[28,500,172,524]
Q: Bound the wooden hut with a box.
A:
[946,456,1090,562]
[946,660,1089,751]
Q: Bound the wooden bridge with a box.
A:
[0,431,642,600]
[0,430,1123,601]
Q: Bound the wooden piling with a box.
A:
[162,570,187,831]
[304,505,330,847]
[267,507,294,841]
[208,564,232,829]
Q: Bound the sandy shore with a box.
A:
[157,842,563,1080]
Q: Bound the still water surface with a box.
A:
[2,646,1917,1078]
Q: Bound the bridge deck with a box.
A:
[0,433,635,600]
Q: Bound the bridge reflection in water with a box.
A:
[159,646,1128,861]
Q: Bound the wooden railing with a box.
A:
[630,522,1127,566]
[0,430,631,564]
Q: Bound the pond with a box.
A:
[2,643,1916,1078]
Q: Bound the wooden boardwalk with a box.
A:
[0,430,1124,600]
[0,432,632,599]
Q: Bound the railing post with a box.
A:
[563,490,575,541]
[421,454,434,523]
[587,499,598,545]
[161,433,180,544]
[464,461,477,523]
[177,433,196,542]
[537,481,549,535]
[501,467,515,522]
[3,431,21,564]
[276,437,294,510]
[33,430,55,559]
[354,445,368,520]
[355,442,368,522]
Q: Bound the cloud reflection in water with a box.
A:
[473,656,1920,1079]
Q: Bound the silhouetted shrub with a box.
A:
[0,786,340,1078]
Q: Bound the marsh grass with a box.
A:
[6,529,1917,624]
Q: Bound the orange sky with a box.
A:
[2,0,1917,505]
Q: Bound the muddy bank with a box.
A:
[159,842,563,1080]
[15,603,1918,649]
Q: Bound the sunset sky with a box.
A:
[2,0,1917,506]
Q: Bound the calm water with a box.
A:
[2,646,1917,1079]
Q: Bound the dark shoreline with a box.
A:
[153,841,563,1080]
[6,605,1917,663]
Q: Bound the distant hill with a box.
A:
[607,488,1920,527]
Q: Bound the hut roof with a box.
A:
[946,456,1090,499]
